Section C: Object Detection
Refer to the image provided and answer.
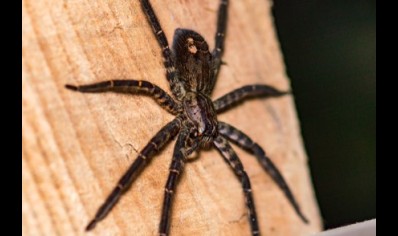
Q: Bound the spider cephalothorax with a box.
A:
[65,0,308,235]
[183,91,218,147]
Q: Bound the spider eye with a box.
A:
[190,131,198,139]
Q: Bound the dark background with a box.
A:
[272,0,376,230]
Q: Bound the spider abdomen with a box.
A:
[172,29,215,94]
[183,91,218,146]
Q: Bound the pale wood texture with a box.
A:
[22,0,322,235]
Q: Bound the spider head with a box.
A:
[183,91,218,148]
[188,127,216,150]
[199,134,217,149]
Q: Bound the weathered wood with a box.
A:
[22,0,322,235]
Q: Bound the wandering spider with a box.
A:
[65,0,309,235]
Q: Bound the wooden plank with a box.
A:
[22,0,322,235]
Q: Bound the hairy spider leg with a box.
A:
[208,0,229,95]
[159,130,196,235]
[213,136,260,236]
[65,80,181,115]
[85,118,182,231]
[140,0,184,99]
[218,122,309,224]
[140,0,174,77]
[212,0,229,63]
[213,84,290,113]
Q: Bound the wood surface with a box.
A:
[22,0,322,235]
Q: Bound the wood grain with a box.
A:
[22,0,322,235]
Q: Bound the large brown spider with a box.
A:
[65,0,308,235]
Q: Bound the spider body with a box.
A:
[173,29,214,95]
[183,91,218,146]
[65,0,308,235]
[174,29,219,146]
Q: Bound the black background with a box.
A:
[273,0,376,229]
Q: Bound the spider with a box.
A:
[65,0,309,235]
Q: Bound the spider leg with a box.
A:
[212,0,229,64]
[65,80,181,114]
[208,0,229,95]
[213,135,260,236]
[140,0,180,94]
[159,130,196,236]
[85,117,182,231]
[218,122,309,223]
[213,84,290,113]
